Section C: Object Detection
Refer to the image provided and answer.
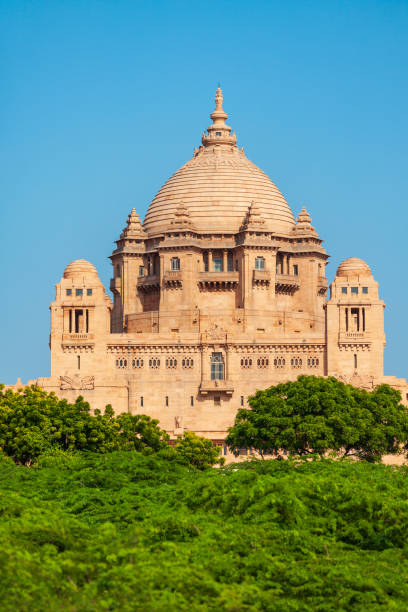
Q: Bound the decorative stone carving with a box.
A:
[203,324,227,343]
[60,375,95,391]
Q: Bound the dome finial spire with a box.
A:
[201,88,237,148]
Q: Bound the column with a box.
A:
[209,250,213,272]
[223,250,227,272]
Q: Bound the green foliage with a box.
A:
[0,386,169,465]
[1,454,408,610]
[226,376,408,461]
[174,431,224,469]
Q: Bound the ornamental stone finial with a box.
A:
[201,88,238,148]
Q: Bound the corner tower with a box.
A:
[326,257,385,379]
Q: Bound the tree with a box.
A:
[116,412,169,452]
[226,376,408,461]
[174,431,225,469]
[0,386,168,464]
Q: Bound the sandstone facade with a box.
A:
[7,89,408,450]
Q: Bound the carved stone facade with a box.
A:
[7,89,408,447]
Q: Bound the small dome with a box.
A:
[336,257,371,278]
[63,259,99,280]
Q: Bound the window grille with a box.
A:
[211,352,224,380]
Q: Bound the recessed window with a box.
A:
[165,396,169,407]
[66,289,72,296]
[293,264,298,276]
[213,257,223,272]
[241,396,244,406]
[211,352,224,380]
[76,289,83,296]
[190,396,194,406]
[140,396,144,407]
[214,396,221,406]
[342,287,347,294]
[216,131,222,136]
[171,257,180,271]
[351,287,358,294]
[131,358,144,369]
[86,289,92,296]
[139,266,144,277]
[255,256,265,270]
[362,287,368,294]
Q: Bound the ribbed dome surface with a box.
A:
[64,259,99,279]
[143,146,295,236]
[336,257,371,278]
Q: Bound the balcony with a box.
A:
[338,331,370,343]
[275,274,300,295]
[198,271,239,290]
[137,274,160,292]
[63,333,95,341]
[253,269,271,285]
[199,379,234,395]
[163,270,182,288]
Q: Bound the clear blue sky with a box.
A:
[1,0,408,383]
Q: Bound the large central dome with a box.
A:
[143,89,295,236]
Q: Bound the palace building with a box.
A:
[13,89,408,443]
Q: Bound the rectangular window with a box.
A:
[211,353,224,380]
[351,307,360,332]
[76,288,83,296]
[362,287,368,294]
[69,310,72,333]
[190,396,194,406]
[362,307,365,332]
[213,257,223,272]
[171,258,180,271]
[342,287,347,294]
[234,260,239,271]
[345,307,349,332]
[227,253,233,271]
[87,289,92,296]
[351,287,358,294]
[354,354,358,369]
[139,266,144,277]
[66,289,72,296]
[75,309,84,333]
[141,396,144,407]
[77,355,80,370]
[214,396,221,406]
[86,309,89,333]
[255,257,265,270]
[165,396,169,407]
[293,264,298,276]
[241,396,244,406]
[223,445,227,456]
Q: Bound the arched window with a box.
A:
[255,256,265,270]
[171,257,180,271]
[211,352,224,380]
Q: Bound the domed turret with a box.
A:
[336,258,371,278]
[63,259,99,280]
